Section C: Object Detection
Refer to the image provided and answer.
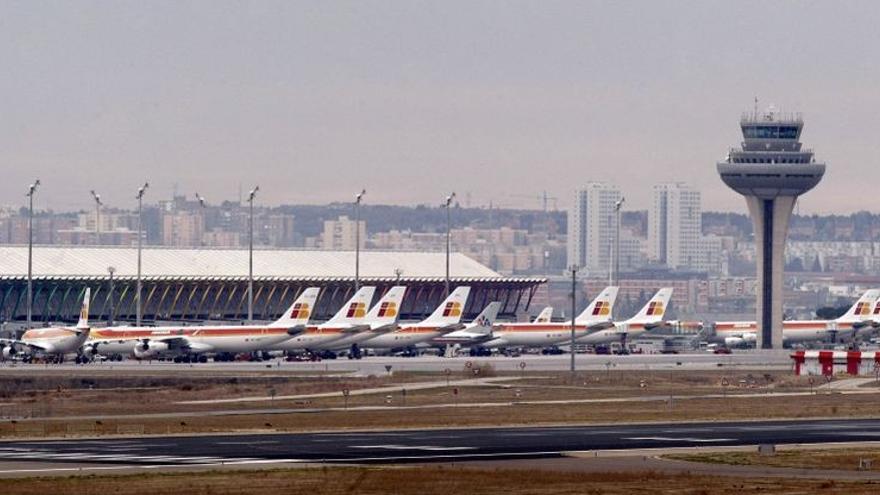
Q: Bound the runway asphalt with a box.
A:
[0,418,879,467]
[0,351,793,374]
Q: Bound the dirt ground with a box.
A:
[3,465,880,495]
[0,368,877,438]
[667,448,880,472]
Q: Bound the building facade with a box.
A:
[567,183,622,277]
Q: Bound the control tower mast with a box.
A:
[717,107,825,349]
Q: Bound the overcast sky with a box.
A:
[2,1,879,214]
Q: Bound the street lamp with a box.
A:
[25,179,40,330]
[443,192,456,297]
[90,190,103,245]
[614,197,625,287]
[354,189,366,290]
[135,182,149,327]
[614,197,625,320]
[394,268,403,284]
[247,186,259,323]
[569,265,579,373]
[107,266,115,326]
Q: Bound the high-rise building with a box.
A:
[717,107,825,348]
[567,183,621,276]
[321,215,366,251]
[162,211,205,247]
[650,182,702,270]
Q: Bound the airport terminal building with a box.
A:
[0,246,543,328]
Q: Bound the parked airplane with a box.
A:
[429,301,502,346]
[356,286,472,350]
[576,288,674,347]
[275,286,404,352]
[82,287,321,362]
[481,287,618,348]
[1,289,92,363]
[714,289,880,346]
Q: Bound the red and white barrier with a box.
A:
[790,350,880,376]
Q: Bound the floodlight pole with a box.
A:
[354,189,366,290]
[247,186,259,323]
[443,192,456,297]
[135,182,149,327]
[25,179,40,330]
[569,265,578,373]
[90,190,103,245]
[107,266,115,326]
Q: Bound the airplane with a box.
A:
[356,286,472,350]
[274,286,405,352]
[82,287,321,362]
[480,287,618,348]
[714,289,880,347]
[575,288,674,347]
[1,288,92,363]
[430,301,502,347]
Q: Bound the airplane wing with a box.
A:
[0,338,47,351]
[339,324,371,334]
[585,320,615,331]
[434,323,466,335]
[368,323,399,333]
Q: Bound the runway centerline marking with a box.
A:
[625,437,735,443]
[352,444,477,451]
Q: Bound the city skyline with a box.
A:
[3,2,880,214]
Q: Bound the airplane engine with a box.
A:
[724,337,744,347]
[133,340,168,359]
[81,343,99,359]
[2,346,15,359]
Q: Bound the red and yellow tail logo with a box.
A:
[290,303,310,319]
[442,302,462,317]
[646,301,664,316]
[591,301,611,316]
[377,302,398,318]
[855,302,871,316]
[346,302,367,318]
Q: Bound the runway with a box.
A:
[1,418,879,467]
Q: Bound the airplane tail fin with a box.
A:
[271,287,320,327]
[533,306,553,323]
[76,288,91,330]
[422,286,471,326]
[470,302,501,335]
[365,286,407,326]
[326,286,376,325]
[627,288,673,324]
[838,289,880,322]
[575,286,618,324]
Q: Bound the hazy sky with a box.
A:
[3,1,880,214]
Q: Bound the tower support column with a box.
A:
[745,195,795,349]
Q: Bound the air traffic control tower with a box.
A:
[717,108,825,349]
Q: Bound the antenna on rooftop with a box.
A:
[754,96,758,119]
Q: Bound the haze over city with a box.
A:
[3,1,880,213]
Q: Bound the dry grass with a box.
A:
[668,448,880,471]
[3,466,880,495]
